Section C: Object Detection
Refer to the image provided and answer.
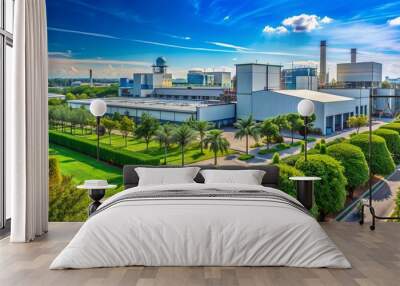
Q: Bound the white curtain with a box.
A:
[8,0,49,242]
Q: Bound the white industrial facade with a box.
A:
[68,98,236,127]
[152,87,225,101]
[236,63,367,135]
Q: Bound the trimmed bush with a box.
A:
[281,154,302,166]
[49,131,160,166]
[295,154,347,219]
[380,122,400,134]
[272,152,280,164]
[349,134,395,176]
[276,163,304,197]
[326,143,369,191]
[374,128,400,163]
[49,157,62,188]
[326,137,346,147]
[320,144,327,154]
[238,154,254,161]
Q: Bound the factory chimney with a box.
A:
[351,48,357,64]
[89,69,93,87]
[320,40,327,86]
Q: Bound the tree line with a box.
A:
[49,105,230,166]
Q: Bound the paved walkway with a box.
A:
[339,168,400,222]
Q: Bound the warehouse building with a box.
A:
[68,97,236,127]
[152,87,224,101]
[236,63,364,135]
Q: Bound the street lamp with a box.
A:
[90,99,107,161]
[297,99,315,161]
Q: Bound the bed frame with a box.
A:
[123,165,280,190]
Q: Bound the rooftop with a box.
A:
[68,97,230,113]
[271,89,354,103]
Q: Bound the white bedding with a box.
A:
[50,183,351,269]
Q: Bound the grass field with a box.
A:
[49,144,123,197]
[54,129,235,165]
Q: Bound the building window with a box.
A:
[365,105,368,115]
[355,106,359,115]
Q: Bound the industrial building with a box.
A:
[236,63,367,135]
[187,70,232,87]
[152,87,225,101]
[281,67,318,90]
[337,48,382,88]
[68,97,236,127]
[187,70,214,86]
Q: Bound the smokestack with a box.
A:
[320,40,327,86]
[351,48,357,64]
[89,69,93,87]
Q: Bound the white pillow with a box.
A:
[200,169,266,185]
[135,167,201,186]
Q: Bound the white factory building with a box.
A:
[68,98,236,127]
[236,63,369,135]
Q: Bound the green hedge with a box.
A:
[380,123,400,134]
[349,134,395,176]
[326,143,369,190]
[49,131,160,166]
[374,128,400,163]
[295,154,347,219]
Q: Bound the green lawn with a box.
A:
[49,144,123,197]
[57,129,235,165]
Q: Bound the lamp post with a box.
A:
[297,99,315,161]
[89,99,107,161]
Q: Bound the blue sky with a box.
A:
[47,0,400,79]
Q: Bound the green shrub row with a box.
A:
[349,134,395,176]
[373,128,400,163]
[49,131,160,166]
[380,122,400,134]
[295,154,347,220]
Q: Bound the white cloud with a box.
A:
[321,16,333,24]
[388,16,400,26]
[263,25,288,34]
[207,41,252,51]
[48,50,73,58]
[223,15,230,21]
[282,14,333,32]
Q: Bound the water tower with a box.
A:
[152,57,168,74]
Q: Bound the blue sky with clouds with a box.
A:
[47,0,400,79]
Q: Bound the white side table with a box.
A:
[289,176,321,210]
[77,183,116,215]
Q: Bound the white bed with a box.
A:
[50,182,351,269]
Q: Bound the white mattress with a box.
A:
[50,183,351,269]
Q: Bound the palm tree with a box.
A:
[234,115,260,155]
[193,120,213,154]
[204,129,230,165]
[173,124,197,166]
[261,120,279,150]
[154,124,174,165]
[286,113,303,144]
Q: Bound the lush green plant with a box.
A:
[281,154,302,166]
[394,191,400,220]
[347,115,368,134]
[238,154,254,161]
[101,117,119,145]
[349,134,395,176]
[260,119,279,149]
[295,154,347,220]
[135,113,159,150]
[272,152,280,164]
[320,144,327,154]
[326,143,369,193]
[119,116,134,147]
[49,131,159,166]
[374,128,400,163]
[326,137,346,147]
[258,143,290,155]
[380,122,400,134]
[192,120,214,154]
[286,113,304,144]
[154,124,175,165]
[204,129,230,165]
[314,142,321,150]
[173,124,197,166]
[234,115,260,155]
[49,157,62,189]
[271,115,289,132]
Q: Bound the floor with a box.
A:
[1,222,399,286]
